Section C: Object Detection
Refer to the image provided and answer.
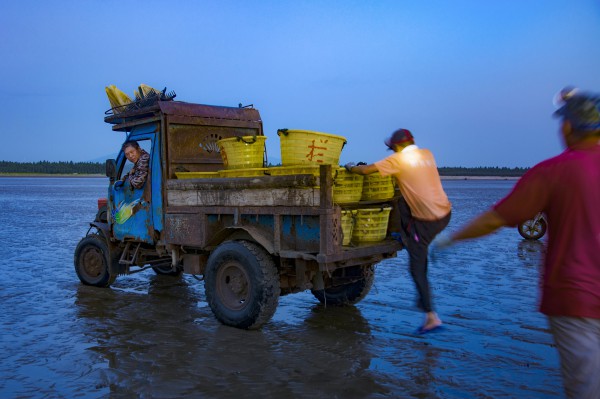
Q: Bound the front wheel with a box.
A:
[74,234,117,287]
[205,240,280,330]
[311,264,375,305]
[518,216,547,240]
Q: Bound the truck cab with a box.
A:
[75,99,402,330]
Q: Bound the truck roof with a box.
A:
[104,100,262,130]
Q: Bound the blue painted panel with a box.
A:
[281,215,321,243]
[110,124,161,244]
[112,182,151,241]
[206,214,321,250]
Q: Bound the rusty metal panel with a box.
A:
[183,254,207,275]
[164,213,204,246]
[315,240,402,264]
[158,101,262,122]
[168,115,262,129]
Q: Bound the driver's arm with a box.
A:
[129,152,150,189]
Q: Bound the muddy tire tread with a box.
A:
[205,240,280,330]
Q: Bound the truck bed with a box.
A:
[164,168,402,269]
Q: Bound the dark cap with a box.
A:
[553,88,600,131]
[384,128,414,149]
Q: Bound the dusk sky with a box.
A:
[1,1,599,167]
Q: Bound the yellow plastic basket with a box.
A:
[175,171,220,179]
[277,129,346,166]
[217,135,267,169]
[352,206,392,243]
[219,168,269,178]
[361,173,395,200]
[333,167,364,204]
[268,165,322,178]
[340,210,357,246]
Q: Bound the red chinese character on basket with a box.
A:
[305,139,329,163]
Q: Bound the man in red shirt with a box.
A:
[345,128,452,334]
[437,88,600,399]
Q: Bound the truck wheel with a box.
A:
[152,265,183,277]
[311,264,375,305]
[518,217,547,240]
[205,240,280,330]
[74,234,117,287]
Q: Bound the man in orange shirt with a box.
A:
[346,128,452,333]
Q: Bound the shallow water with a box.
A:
[0,177,563,398]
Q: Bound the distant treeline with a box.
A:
[438,166,528,177]
[0,161,104,175]
[0,161,529,177]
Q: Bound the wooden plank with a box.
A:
[165,205,321,216]
[168,190,198,206]
[168,187,320,207]
[166,174,317,191]
[109,116,161,131]
[319,165,335,256]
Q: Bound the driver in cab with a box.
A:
[114,140,150,190]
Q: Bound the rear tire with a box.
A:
[312,264,375,305]
[205,240,280,330]
[74,234,117,287]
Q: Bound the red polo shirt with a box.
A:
[494,143,600,318]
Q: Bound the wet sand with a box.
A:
[0,177,563,398]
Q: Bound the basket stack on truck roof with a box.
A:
[75,95,402,329]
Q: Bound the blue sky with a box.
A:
[1,0,599,167]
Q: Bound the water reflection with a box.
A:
[1,178,565,398]
[73,279,391,398]
[517,239,546,268]
[74,276,213,397]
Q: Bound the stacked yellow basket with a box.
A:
[277,129,346,166]
[333,167,364,204]
[219,168,269,178]
[340,210,357,246]
[268,165,322,178]
[217,135,267,170]
[269,130,347,187]
[361,173,395,201]
[351,206,392,243]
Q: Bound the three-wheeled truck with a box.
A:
[74,99,402,329]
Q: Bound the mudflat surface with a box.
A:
[0,178,562,398]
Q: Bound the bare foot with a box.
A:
[419,312,442,333]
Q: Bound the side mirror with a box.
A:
[105,159,117,181]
